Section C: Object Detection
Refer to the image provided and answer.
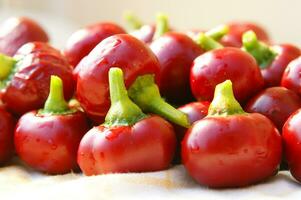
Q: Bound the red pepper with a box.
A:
[64,22,126,68]
[283,109,301,183]
[0,42,75,115]
[76,34,160,123]
[242,31,300,87]
[220,22,269,47]
[0,106,15,165]
[245,87,301,131]
[182,80,282,188]
[173,101,210,163]
[150,32,203,104]
[150,23,230,104]
[0,17,48,56]
[190,36,264,103]
[281,57,301,96]
[78,68,176,175]
[176,101,210,142]
[14,76,89,174]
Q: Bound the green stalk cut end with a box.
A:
[104,67,147,127]
[208,80,246,116]
[205,25,229,41]
[195,32,224,51]
[242,30,277,69]
[39,75,74,115]
[153,13,169,39]
[123,11,143,30]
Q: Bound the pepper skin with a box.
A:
[281,57,301,96]
[220,22,269,47]
[76,34,160,123]
[14,76,89,174]
[245,87,301,131]
[64,22,126,67]
[1,42,75,115]
[242,31,300,87]
[176,101,210,142]
[150,25,229,104]
[182,80,282,188]
[283,109,301,183]
[190,47,264,103]
[0,17,48,56]
[173,101,210,163]
[78,68,176,175]
[150,32,204,104]
[0,106,15,164]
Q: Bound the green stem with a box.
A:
[40,76,69,114]
[242,30,277,69]
[208,80,246,116]
[123,11,143,30]
[128,75,190,128]
[205,25,229,41]
[0,54,16,80]
[153,13,169,39]
[104,68,147,126]
[195,32,223,51]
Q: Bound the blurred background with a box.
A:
[0,0,300,48]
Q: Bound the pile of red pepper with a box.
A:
[1,13,301,188]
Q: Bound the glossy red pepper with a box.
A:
[245,87,301,131]
[78,68,176,175]
[283,109,301,183]
[176,101,210,142]
[0,106,15,165]
[220,22,269,47]
[242,31,300,87]
[281,57,301,96]
[150,33,203,104]
[190,46,264,103]
[0,42,74,115]
[173,101,209,163]
[127,71,190,165]
[0,17,49,56]
[150,25,229,104]
[15,76,89,174]
[76,34,160,123]
[64,22,126,68]
[182,80,282,188]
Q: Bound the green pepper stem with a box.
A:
[123,11,143,30]
[205,25,229,41]
[242,30,277,69]
[208,80,245,116]
[0,54,16,80]
[104,68,147,126]
[43,76,69,114]
[153,13,169,39]
[195,32,223,51]
[128,75,190,128]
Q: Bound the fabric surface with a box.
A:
[0,159,300,200]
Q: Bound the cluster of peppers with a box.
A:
[0,13,301,188]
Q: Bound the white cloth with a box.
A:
[0,159,300,200]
